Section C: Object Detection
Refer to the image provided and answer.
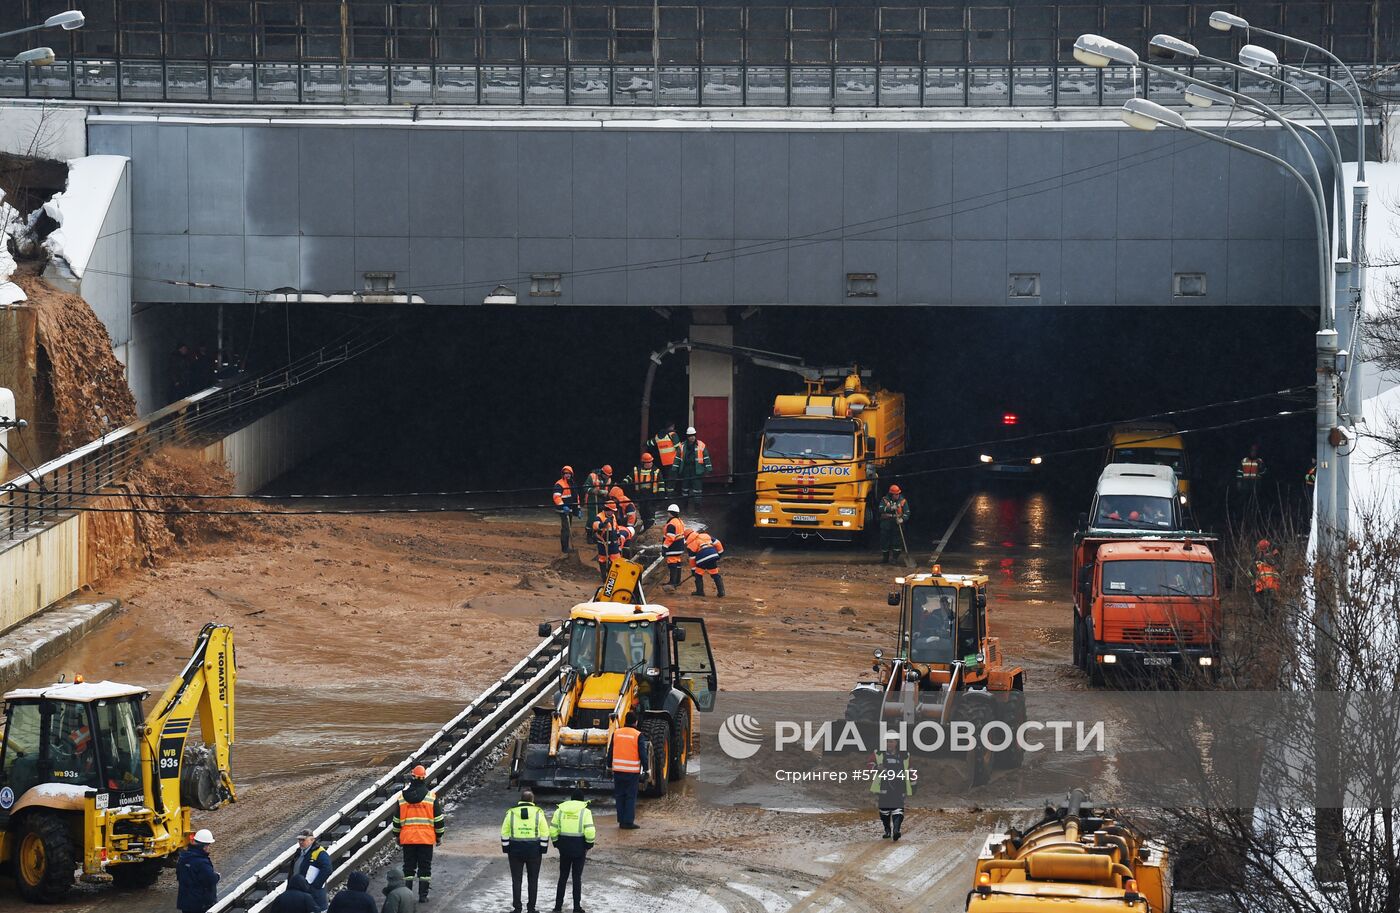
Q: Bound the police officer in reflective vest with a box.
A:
[549,790,596,913]
[500,790,551,913]
[661,505,688,588]
[624,453,663,531]
[686,529,725,598]
[610,712,650,830]
[869,749,914,840]
[392,764,444,903]
[552,466,580,554]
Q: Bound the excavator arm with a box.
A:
[142,623,236,817]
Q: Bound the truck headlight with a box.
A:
[1198,656,1213,667]
[756,504,774,513]
[979,454,994,464]
[1100,654,1117,664]
[837,507,857,516]
[1030,456,1043,465]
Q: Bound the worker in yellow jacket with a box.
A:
[549,790,596,913]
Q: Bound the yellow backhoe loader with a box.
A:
[967,789,1172,912]
[511,558,717,797]
[0,622,236,902]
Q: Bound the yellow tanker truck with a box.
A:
[754,367,906,541]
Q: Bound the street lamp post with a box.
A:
[11,48,56,67]
[0,11,85,42]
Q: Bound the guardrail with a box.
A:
[0,326,389,545]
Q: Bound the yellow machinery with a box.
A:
[846,568,1025,785]
[513,559,717,797]
[754,367,906,541]
[967,789,1172,912]
[0,622,235,902]
[1106,422,1191,500]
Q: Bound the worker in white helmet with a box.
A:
[177,829,219,913]
[675,426,712,508]
[661,504,689,588]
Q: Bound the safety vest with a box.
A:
[69,725,91,753]
[879,496,908,520]
[553,477,574,507]
[633,465,662,493]
[652,433,678,467]
[869,752,914,798]
[688,533,723,569]
[550,800,596,843]
[1305,464,1316,488]
[593,509,618,538]
[678,439,708,468]
[394,790,442,846]
[663,517,689,560]
[612,727,643,774]
[500,802,550,851]
[1254,559,1281,593]
[1239,457,1264,479]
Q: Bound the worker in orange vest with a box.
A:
[686,529,725,598]
[392,764,444,902]
[649,422,680,495]
[609,712,650,829]
[609,486,639,554]
[583,465,613,543]
[661,505,688,588]
[552,466,579,553]
[624,453,663,531]
[1251,539,1282,615]
[592,498,623,581]
[675,427,713,506]
[1236,444,1267,493]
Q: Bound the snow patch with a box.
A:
[42,155,128,279]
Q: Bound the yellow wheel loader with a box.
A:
[0,622,235,902]
[846,567,1025,785]
[967,789,1172,912]
[511,559,717,798]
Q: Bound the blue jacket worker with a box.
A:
[176,828,220,913]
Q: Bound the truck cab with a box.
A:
[1086,465,1184,533]
[1106,422,1191,500]
[1072,533,1220,683]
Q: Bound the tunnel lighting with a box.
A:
[44,10,85,29]
[1073,34,1139,69]
[980,454,994,464]
[1148,34,1199,60]
[1239,44,1280,70]
[1209,10,1248,32]
[14,47,54,65]
[1120,98,1187,133]
[1002,412,1018,425]
[1030,456,1044,466]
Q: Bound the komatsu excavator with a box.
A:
[0,623,236,902]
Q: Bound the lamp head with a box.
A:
[1239,44,1280,70]
[1148,34,1199,60]
[1073,34,1140,68]
[44,10,85,29]
[15,47,55,66]
[1184,84,1235,109]
[1209,11,1248,32]
[1121,98,1187,133]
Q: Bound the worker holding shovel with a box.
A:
[879,485,911,565]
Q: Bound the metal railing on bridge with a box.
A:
[0,326,390,546]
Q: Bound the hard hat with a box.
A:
[1257,539,1272,551]
[601,464,613,475]
[685,426,697,435]
[411,764,427,779]
[888,484,901,495]
[193,829,215,845]
[641,453,654,463]
[667,503,681,514]
[562,465,573,475]
[605,497,618,508]
[609,486,625,500]
[1128,511,1140,521]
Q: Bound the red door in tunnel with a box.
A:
[692,396,730,481]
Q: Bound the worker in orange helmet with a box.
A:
[610,486,639,553]
[1251,538,1282,615]
[878,484,910,564]
[685,529,725,597]
[624,453,663,531]
[392,764,444,902]
[582,465,614,544]
[552,466,579,554]
[592,497,623,580]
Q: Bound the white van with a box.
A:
[1087,464,1184,531]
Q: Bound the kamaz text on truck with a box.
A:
[1072,532,1220,685]
[753,368,905,541]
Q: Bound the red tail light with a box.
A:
[1002,413,1018,426]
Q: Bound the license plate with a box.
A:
[791,516,820,524]
[1142,656,1172,667]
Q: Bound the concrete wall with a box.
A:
[81,163,133,350]
[200,382,348,494]
[0,106,86,160]
[0,516,79,632]
[87,116,1329,309]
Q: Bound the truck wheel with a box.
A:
[1072,615,1084,670]
[668,704,691,781]
[528,712,552,745]
[992,690,1026,771]
[109,858,164,890]
[1083,618,1106,686]
[13,811,76,902]
[641,719,671,798]
[844,689,883,754]
[958,695,995,787]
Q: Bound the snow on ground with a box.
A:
[0,189,25,304]
[42,154,128,279]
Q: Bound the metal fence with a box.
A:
[0,327,388,546]
[3,59,1395,107]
